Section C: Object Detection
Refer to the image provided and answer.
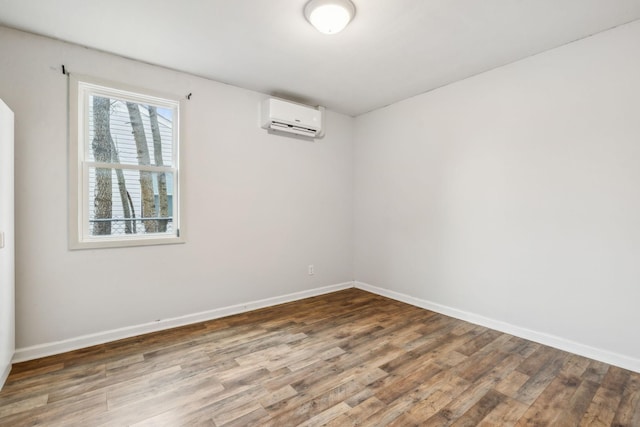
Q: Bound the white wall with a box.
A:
[354,20,640,369]
[0,26,354,354]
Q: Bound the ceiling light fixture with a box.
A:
[304,0,356,35]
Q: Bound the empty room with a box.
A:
[1,0,640,425]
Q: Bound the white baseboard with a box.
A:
[13,281,355,363]
[355,281,640,374]
[15,280,639,374]
[0,363,10,390]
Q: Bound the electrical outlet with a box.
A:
[308,264,314,275]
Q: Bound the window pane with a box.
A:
[88,167,174,236]
[87,96,174,167]
[71,76,182,249]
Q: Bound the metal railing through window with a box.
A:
[89,217,173,235]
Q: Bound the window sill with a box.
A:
[69,235,185,250]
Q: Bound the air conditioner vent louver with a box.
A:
[269,121,318,137]
[261,98,324,139]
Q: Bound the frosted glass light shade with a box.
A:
[304,0,355,35]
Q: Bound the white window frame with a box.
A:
[69,74,184,249]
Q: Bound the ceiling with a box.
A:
[1,1,640,116]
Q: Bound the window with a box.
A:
[69,75,183,248]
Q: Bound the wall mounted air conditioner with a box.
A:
[261,98,324,139]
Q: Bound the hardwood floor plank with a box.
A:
[503,336,540,359]
[551,378,600,426]
[477,396,529,427]
[5,363,65,382]
[611,374,640,427]
[450,388,506,427]
[106,365,211,409]
[514,351,568,405]
[259,384,298,408]
[579,384,624,426]
[100,378,227,426]
[358,393,417,426]
[390,365,471,422]
[129,383,255,427]
[0,390,107,427]
[583,359,611,384]
[560,353,592,378]
[516,374,583,426]
[0,393,48,418]
[455,329,503,357]
[297,401,350,427]
[375,362,442,405]
[423,378,499,426]
[1,288,638,426]
[517,344,559,376]
[600,365,632,393]
[343,395,386,424]
[494,369,530,398]
[212,400,265,426]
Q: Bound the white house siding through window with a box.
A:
[87,98,174,236]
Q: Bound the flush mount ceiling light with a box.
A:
[304,0,356,35]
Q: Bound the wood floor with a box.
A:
[0,289,639,426]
